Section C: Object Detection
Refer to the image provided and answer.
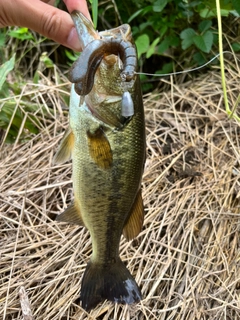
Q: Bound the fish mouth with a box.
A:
[69,38,137,96]
[69,13,137,97]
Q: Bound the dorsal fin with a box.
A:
[123,190,144,241]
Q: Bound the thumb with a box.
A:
[0,0,83,51]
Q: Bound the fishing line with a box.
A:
[135,51,240,78]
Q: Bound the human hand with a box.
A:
[0,0,91,51]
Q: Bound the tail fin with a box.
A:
[80,258,142,311]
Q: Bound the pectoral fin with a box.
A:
[54,128,74,164]
[87,128,112,169]
[56,201,85,226]
[123,190,144,241]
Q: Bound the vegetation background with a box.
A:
[0,1,240,319]
[0,0,240,143]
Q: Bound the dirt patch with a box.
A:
[1,64,240,319]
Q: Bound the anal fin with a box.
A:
[87,127,112,169]
[123,190,144,241]
[56,201,84,226]
[53,128,74,164]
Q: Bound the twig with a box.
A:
[19,287,34,320]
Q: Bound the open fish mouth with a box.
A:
[69,37,137,96]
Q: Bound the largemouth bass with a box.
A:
[54,11,146,311]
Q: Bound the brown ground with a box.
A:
[1,62,240,319]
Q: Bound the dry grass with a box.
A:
[1,62,240,320]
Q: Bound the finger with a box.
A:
[63,0,91,20]
[0,0,82,51]
[41,0,55,4]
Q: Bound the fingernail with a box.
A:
[67,27,82,51]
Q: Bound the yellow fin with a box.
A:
[87,128,112,169]
[54,128,74,164]
[56,202,84,226]
[123,190,144,241]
